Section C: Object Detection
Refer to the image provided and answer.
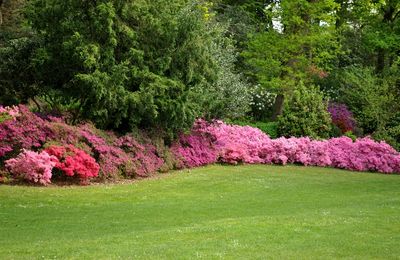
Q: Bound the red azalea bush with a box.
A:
[45,145,100,181]
[5,149,57,185]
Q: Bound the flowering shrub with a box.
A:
[114,135,164,177]
[79,125,133,177]
[0,105,167,184]
[248,85,277,120]
[0,105,20,120]
[45,145,100,181]
[171,132,218,168]
[328,102,356,133]
[79,124,164,178]
[5,149,57,185]
[0,105,54,157]
[173,120,400,174]
[2,105,399,186]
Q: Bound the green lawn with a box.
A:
[1,165,400,259]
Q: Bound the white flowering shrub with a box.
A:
[249,84,277,120]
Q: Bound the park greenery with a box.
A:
[1,1,400,258]
[0,0,400,185]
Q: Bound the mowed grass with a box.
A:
[1,165,400,259]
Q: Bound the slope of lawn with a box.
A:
[1,165,400,259]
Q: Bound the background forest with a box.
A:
[1,0,399,148]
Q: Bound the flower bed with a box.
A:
[172,120,400,174]
[1,106,399,186]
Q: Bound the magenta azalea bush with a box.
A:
[5,149,57,185]
[0,105,54,157]
[79,125,164,177]
[328,102,356,133]
[172,120,400,174]
[171,132,218,168]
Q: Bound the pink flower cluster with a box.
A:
[0,105,20,119]
[5,149,57,185]
[171,133,218,168]
[45,145,100,180]
[0,106,54,157]
[172,120,400,174]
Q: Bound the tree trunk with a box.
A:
[0,0,3,26]
[271,94,284,121]
[376,1,396,73]
[376,48,385,73]
[335,0,348,29]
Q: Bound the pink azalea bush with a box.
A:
[5,149,57,185]
[45,145,100,181]
[172,119,400,174]
[0,105,20,120]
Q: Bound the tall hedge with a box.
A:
[18,0,217,135]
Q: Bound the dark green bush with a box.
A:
[277,83,332,139]
[337,67,399,134]
[373,113,400,151]
[2,0,219,137]
[228,120,278,139]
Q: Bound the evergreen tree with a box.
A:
[20,0,217,135]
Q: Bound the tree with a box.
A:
[334,0,400,72]
[0,0,28,44]
[13,0,218,136]
[242,0,340,120]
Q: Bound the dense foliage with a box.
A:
[277,83,332,139]
[0,0,252,135]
